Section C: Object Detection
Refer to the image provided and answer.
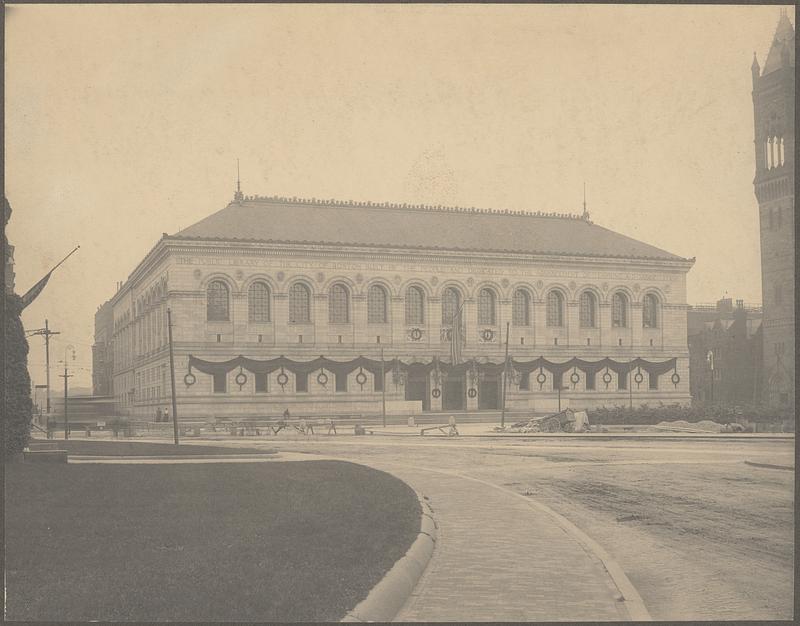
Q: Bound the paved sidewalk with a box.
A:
[382,465,631,622]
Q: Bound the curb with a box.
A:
[342,492,437,623]
[744,460,794,471]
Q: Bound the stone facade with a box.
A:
[751,12,795,408]
[104,196,694,420]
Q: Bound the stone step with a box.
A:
[28,442,62,451]
[23,450,68,463]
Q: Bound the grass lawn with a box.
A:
[35,439,276,456]
[5,460,420,622]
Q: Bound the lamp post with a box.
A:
[380,347,386,428]
[707,349,715,404]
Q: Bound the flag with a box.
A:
[21,271,52,310]
[19,245,79,310]
[449,302,465,365]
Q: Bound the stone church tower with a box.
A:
[751,10,795,407]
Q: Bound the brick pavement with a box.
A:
[383,466,631,622]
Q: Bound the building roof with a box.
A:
[170,195,690,262]
[762,12,795,75]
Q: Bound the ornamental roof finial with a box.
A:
[234,158,244,202]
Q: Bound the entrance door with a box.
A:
[443,374,466,411]
[405,375,430,411]
[479,374,501,410]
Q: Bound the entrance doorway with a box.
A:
[405,374,430,411]
[479,374,501,410]
[443,373,466,411]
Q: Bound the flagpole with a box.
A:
[501,321,510,428]
[49,245,80,274]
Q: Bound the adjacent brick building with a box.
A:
[92,300,115,396]
[100,191,695,420]
[687,298,763,405]
[751,11,795,408]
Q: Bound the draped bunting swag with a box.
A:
[186,354,678,384]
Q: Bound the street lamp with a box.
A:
[707,349,715,404]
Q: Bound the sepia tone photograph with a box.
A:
[3,2,795,622]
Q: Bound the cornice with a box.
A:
[160,238,695,272]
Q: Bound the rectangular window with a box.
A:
[586,371,596,390]
[335,373,347,392]
[374,372,383,392]
[552,372,563,391]
[213,372,227,393]
[519,371,530,391]
[216,334,221,343]
[649,373,658,390]
[296,373,308,393]
[255,373,268,393]
[618,372,627,390]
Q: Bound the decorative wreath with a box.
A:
[276,369,289,389]
[235,369,248,390]
[671,372,681,387]
[481,329,495,342]
[410,328,423,341]
[183,372,196,387]
[317,371,329,387]
[570,371,581,385]
[602,370,613,387]
[633,371,644,385]
[355,370,368,389]
[431,388,441,398]
[536,370,547,389]
[468,388,478,399]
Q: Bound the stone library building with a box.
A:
[98,191,695,420]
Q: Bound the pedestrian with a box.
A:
[283,408,291,420]
[163,407,170,423]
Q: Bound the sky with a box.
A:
[5,3,793,388]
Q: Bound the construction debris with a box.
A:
[503,409,591,433]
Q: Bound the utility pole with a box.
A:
[25,319,60,413]
[629,363,633,410]
[60,366,72,440]
[501,321,510,428]
[380,347,386,428]
[167,308,179,445]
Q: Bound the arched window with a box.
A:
[612,292,628,328]
[512,289,530,326]
[405,286,425,325]
[579,291,597,328]
[477,288,496,325]
[329,284,350,324]
[441,287,461,325]
[288,283,311,324]
[248,282,271,322]
[546,291,564,327]
[207,280,229,321]
[367,285,388,324]
[642,293,659,328]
